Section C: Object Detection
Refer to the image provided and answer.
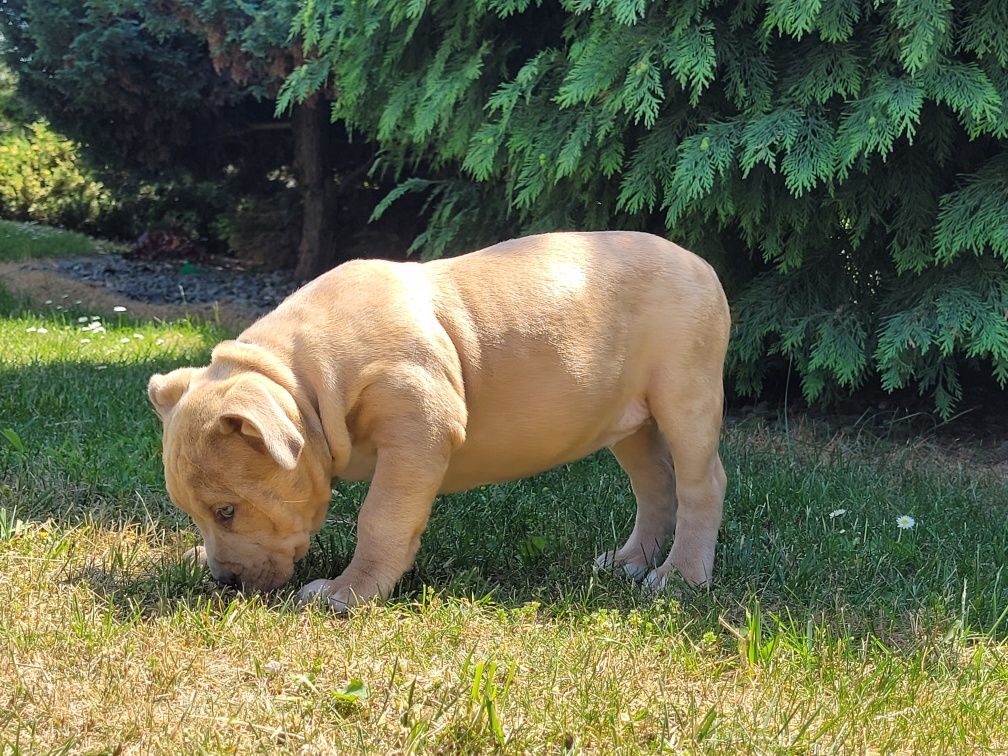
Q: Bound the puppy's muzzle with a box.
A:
[212,569,241,588]
[183,544,241,588]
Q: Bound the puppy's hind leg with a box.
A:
[596,421,677,580]
[645,374,727,590]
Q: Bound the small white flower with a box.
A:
[61,295,68,299]
[113,306,127,312]
[132,333,144,339]
[95,365,108,371]
[80,338,91,344]
[155,338,165,346]
[829,509,847,518]
[119,337,130,344]
[74,300,82,305]
[896,515,916,530]
[90,315,100,321]
[78,317,89,323]
[44,299,52,304]
[36,327,48,334]
[25,326,36,333]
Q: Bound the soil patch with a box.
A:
[1,255,299,332]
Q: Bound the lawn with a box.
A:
[0,219,107,261]
[1,248,1007,752]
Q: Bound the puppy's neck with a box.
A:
[210,339,336,474]
[210,340,299,395]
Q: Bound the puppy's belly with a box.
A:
[333,397,652,492]
[438,398,651,492]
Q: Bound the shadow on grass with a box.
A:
[0,359,207,521]
[43,436,1008,652]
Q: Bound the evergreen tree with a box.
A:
[2,0,373,275]
[148,0,361,277]
[280,0,1008,415]
[2,0,265,173]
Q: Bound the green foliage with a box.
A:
[4,0,390,273]
[0,121,116,231]
[280,0,1008,415]
[0,55,35,134]
[0,0,298,249]
[0,0,287,173]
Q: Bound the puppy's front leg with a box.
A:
[298,444,449,612]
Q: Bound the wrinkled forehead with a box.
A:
[164,445,225,513]
[162,426,284,518]
[162,403,230,503]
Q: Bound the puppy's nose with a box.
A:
[213,570,240,588]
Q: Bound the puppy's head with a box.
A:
[148,366,331,591]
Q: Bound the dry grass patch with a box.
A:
[2,511,1008,753]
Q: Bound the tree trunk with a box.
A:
[292,95,338,280]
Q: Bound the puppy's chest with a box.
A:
[336,445,378,482]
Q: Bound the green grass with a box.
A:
[0,218,105,260]
[1,280,1008,752]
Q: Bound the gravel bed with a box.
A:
[52,255,301,315]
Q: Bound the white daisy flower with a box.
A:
[829,509,847,518]
[119,337,130,344]
[132,333,144,339]
[36,327,48,334]
[113,306,127,312]
[896,515,915,530]
[25,326,36,333]
[44,299,52,304]
[77,316,89,323]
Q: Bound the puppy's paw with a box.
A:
[297,578,374,614]
[643,563,712,593]
[593,550,650,580]
[643,567,670,592]
[182,544,207,567]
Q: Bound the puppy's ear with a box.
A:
[148,368,199,420]
[218,379,304,471]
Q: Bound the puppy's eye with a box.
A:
[215,505,235,523]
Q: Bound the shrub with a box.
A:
[218,191,301,268]
[0,121,116,232]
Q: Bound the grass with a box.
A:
[0,219,106,260]
[1,248,1008,751]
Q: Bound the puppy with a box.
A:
[148,231,730,610]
